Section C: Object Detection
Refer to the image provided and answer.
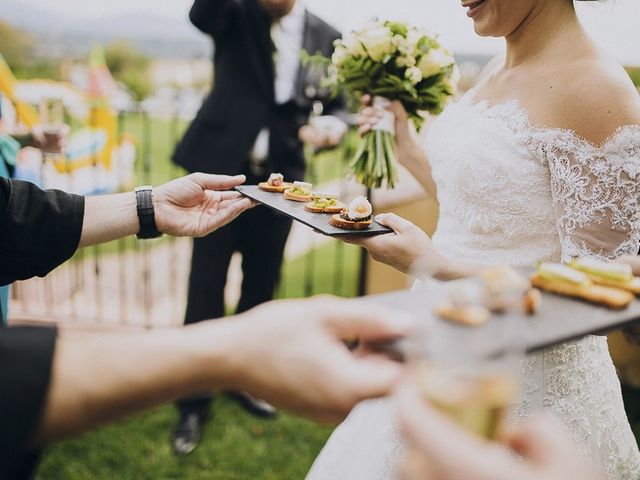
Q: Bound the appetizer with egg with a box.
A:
[329,196,373,230]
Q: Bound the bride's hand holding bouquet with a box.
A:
[319,20,459,188]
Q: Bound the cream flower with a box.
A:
[418,48,455,79]
[341,32,366,57]
[359,25,395,61]
[396,54,417,68]
[332,47,348,67]
[405,66,423,85]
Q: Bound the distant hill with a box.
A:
[0,0,210,59]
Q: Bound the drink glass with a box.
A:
[406,278,526,440]
[39,97,65,152]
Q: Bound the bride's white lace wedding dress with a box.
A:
[307,91,640,480]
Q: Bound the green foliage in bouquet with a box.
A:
[306,20,459,188]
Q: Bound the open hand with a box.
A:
[340,213,443,276]
[218,296,416,423]
[395,380,603,480]
[154,173,254,237]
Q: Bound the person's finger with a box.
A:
[217,191,244,202]
[202,197,253,233]
[615,255,640,276]
[504,414,573,465]
[375,213,413,234]
[193,173,247,191]
[319,298,417,341]
[334,233,369,246]
[361,94,372,106]
[358,124,372,137]
[331,352,405,401]
[395,380,513,479]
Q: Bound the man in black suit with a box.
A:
[172,0,347,455]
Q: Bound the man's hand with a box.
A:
[210,296,416,423]
[395,380,603,480]
[299,116,348,149]
[154,173,255,237]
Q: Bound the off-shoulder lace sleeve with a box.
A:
[539,125,640,262]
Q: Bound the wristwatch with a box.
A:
[134,185,162,240]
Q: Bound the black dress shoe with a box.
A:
[172,412,207,455]
[227,392,278,419]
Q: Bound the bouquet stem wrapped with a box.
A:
[351,97,398,188]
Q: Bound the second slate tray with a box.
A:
[236,185,393,236]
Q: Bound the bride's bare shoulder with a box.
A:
[544,55,640,144]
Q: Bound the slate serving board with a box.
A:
[365,275,640,358]
[236,185,393,236]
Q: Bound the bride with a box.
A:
[307,0,640,478]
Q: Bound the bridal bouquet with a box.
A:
[324,20,459,188]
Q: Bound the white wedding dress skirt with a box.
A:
[307,92,640,479]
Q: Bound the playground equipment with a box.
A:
[0,46,136,194]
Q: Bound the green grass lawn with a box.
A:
[36,240,361,479]
[37,397,333,480]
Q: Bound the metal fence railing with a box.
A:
[9,108,366,328]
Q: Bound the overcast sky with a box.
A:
[17,0,640,64]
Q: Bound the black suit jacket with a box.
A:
[173,0,344,180]
[0,177,84,479]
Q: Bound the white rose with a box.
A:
[332,47,348,67]
[417,48,455,79]
[407,29,425,51]
[405,66,423,85]
[396,54,417,68]
[446,64,462,94]
[359,25,394,62]
[392,34,410,55]
[341,33,366,57]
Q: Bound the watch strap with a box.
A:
[135,186,162,239]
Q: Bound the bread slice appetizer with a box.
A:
[283,181,313,202]
[480,267,530,313]
[436,282,491,327]
[436,303,491,327]
[531,263,634,310]
[569,258,640,295]
[522,288,542,315]
[304,193,345,213]
[328,196,373,230]
[258,173,292,193]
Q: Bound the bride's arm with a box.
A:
[540,61,640,262]
[341,213,489,281]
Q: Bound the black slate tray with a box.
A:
[236,185,393,236]
[367,278,640,358]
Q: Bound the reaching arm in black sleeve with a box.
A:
[0,326,57,479]
[189,0,240,39]
[0,178,85,286]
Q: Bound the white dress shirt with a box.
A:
[250,1,306,167]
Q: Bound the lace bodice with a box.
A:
[307,94,640,480]
[426,93,640,265]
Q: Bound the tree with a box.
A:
[0,20,57,79]
[105,40,153,101]
[0,20,35,70]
